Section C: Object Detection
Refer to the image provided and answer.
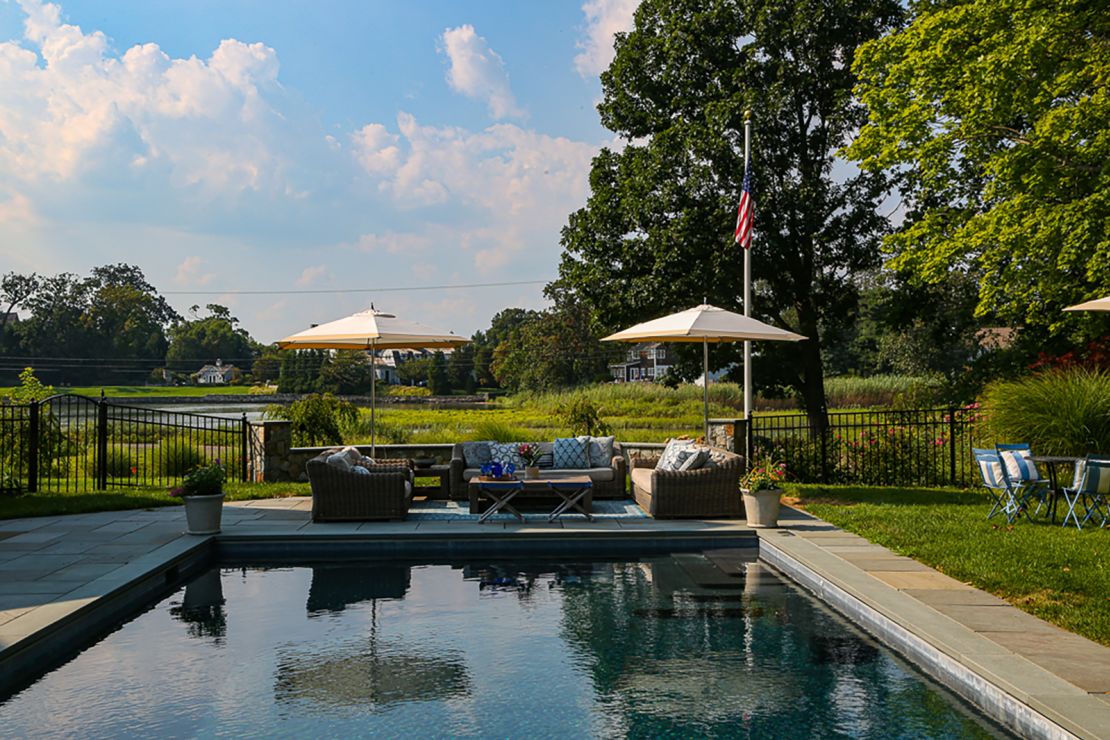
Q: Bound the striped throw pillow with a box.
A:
[999,449,1039,482]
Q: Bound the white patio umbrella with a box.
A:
[602,304,806,441]
[1064,296,1110,312]
[276,307,468,454]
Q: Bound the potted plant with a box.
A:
[518,443,543,479]
[170,462,227,535]
[740,456,786,528]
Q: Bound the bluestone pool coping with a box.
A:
[0,497,1108,739]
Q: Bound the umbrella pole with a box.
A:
[703,338,710,443]
[370,340,377,457]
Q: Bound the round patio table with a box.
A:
[1030,455,1081,523]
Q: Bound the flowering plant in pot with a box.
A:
[170,462,227,535]
[739,457,786,528]
[517,443,543,478]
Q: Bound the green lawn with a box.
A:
[0,385,254,398]
[0,482,308,521]
[788,483,1110,646]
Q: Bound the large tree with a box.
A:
[491,299,612,392]
[554,0,903,428]
[847,0,1109,347]
[166,304,256,373]
[6,265,178,384]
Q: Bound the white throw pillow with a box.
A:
[999,449,1039,482]
[656,439,695,471]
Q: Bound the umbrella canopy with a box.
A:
[603,304,806,343]
[276,308,468,454]
[1064,296,1110,312]
[276,308,468,350]
[602,304,806,441]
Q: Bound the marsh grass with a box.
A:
[982,369,1110,455]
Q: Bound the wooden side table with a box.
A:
[412,462,451,499]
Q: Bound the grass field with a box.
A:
[788,483,1110,647]
[0,384,252,398]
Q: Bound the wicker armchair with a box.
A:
[306,453,414,522]
[630,448,744,519]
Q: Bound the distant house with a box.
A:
[374,348,434,385]
[193,359,240,385]
[609,342,675,383]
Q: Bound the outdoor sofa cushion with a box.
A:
[553,437,589,468]
[489,442,524,467]
[656,439,695,471]
[461,441,493,467]
[586,436,616,467]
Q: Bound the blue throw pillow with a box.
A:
[553,437,589,469]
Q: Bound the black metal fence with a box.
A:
[0,393,252,495]
[748,406,986,487]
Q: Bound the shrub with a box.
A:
[265,393,358,447]
[560,398,610,436]
[982,368,1110,456]
[158,437,205,476]
[103,445,138,478]
[468,419,530,442]
[385,385,433,397]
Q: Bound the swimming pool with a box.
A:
[0,554,1008,737]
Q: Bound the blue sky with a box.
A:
[0,0,638,341]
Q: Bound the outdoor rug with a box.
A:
[407,499,648,522]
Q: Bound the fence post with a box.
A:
[948,406,957,487]
[96,395,108,490]
[746,413,755,472]
[27,401,39,493]
[240,413,249,482]
[820,427,829,484]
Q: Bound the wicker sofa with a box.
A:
[449,441,627,500]
[306,452,415,522]
[630,447,744,519]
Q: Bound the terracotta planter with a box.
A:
[183,493,224,535]
[742,487,782,528]
[525,466,540,479]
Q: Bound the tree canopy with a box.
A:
[847,0,1109,345]
[553,0,903,426]
[165,304,256,373]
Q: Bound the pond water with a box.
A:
[0,555,1009,738]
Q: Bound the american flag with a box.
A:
[734,169,754,249]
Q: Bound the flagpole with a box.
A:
[743,110,752,421]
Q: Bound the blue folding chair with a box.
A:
[1061,456,1110,530]
[996,443,1052,518]
[974,448,1025,523]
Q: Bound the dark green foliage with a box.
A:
[427,352,451,395]
[554,0,904,429]
[265,393,357,447]
[316,351,374,395]
[103,445,138,479]
[561,398,610,436]
[2,265,180,385]
[848,0,1110,353]
[181,463,226,496]
[158,437,205,476]
[166,304,256,374]
[982,369,1110,456]
[491,299,612,392]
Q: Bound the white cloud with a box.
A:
[0,0,290,193]
[350,112,599,272]
[439,24,523,119]
[174,255,215,286]
[574,0,639,77]
[295,264,329,287]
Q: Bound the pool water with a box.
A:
[0,554,1009,738]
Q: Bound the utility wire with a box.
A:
[160,279,548,296]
